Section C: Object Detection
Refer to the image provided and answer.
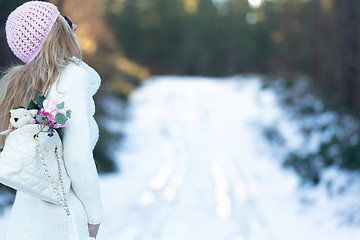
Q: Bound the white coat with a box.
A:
[6,58,104,240]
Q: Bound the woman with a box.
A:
[0,1,103,239]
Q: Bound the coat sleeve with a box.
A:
[60,67,104,224]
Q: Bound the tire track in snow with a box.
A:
[211,146,278,240]
[133,123,190,240]
[107,78,278,240]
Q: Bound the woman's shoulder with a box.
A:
[62,58,91,82]
[61,61,90,86]
[57,58,101,96]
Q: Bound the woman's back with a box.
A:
[6,59,103,240]
[2,2,103,239]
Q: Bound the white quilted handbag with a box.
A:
[0,124,71,215]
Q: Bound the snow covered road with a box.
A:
[99,76,277,240]
[97,76,360,240]
[1,75,359,240]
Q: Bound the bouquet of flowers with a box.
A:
[0,90,72,137]
[29,90,72,137]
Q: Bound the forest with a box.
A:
[1,0,360,184]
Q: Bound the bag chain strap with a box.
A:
[33,133,70,216]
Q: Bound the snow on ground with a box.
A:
[0,75,360,240]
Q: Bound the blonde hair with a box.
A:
[0,16,82,146]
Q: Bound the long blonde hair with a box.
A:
[0,16,82,146]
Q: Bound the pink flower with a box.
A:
[36,109,56,126]
[37,99,69,128]
[43,99,58,114]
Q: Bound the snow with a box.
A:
[1,75,360,240]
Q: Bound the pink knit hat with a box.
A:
[5,1,60,64]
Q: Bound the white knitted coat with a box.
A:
[6,59,104,240]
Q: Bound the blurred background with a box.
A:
[1,0,360,239]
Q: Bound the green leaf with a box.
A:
[12,106,25,110]
[57,102,65,109]
[36,114,46,122]
[27,100,40,110]
[34,89,43,96]
[35,96,45,106]
[66,110,72,118]
[55,113,67,124]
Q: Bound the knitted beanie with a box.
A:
[5,1,60,64]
